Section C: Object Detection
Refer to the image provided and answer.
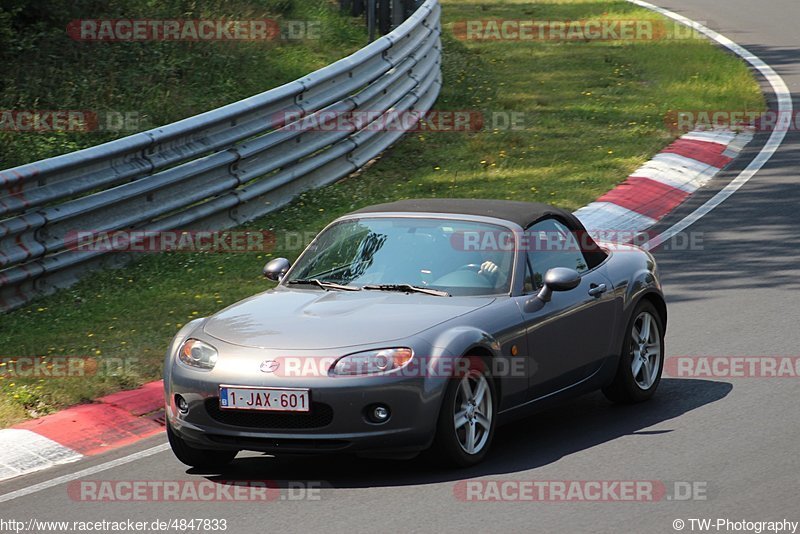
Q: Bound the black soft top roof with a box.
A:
[352,198,577,230]
[350,198,607,268]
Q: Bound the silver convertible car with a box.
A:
[164,199,666,467]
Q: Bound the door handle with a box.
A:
[588,283,607,297]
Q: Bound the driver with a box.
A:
[478,260,499,278]
[475,257,509,289]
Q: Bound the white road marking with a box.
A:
[722,129,755,159]
[650,152,722,177]
[0,430,82,482]
[634,153,725,192]
[627,0,793,249]
[681,130,737,146]
[0,443,170,504]
[575,202,657,233]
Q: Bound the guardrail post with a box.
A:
[391,0,405,30]
[367,0,377,41]
[378,0,391,34]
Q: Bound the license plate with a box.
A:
[219,386,310,412]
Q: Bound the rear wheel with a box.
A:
[603,300,665,403]
[431,356,497,467]
[167,423,238,468]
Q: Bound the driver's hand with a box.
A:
[478,260,499,277]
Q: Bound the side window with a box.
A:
[525,218,588,289]
[523,256,535,293]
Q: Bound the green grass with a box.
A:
[0,0,764,427]
[0,0,366,168]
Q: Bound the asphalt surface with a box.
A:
[2,1,800,533]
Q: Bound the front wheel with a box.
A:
[603,300,665,403]
[431,356,497,467]
[167,423,238,468]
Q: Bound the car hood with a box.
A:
[202,287,495,350]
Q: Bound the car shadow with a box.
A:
[189,378,731,488]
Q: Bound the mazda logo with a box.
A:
[260,360,280,373]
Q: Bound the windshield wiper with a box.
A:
[286,279,361,291]
[363,284,450,297]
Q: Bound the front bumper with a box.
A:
[165,339,448,455]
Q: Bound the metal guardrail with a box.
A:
[0,0,441,312]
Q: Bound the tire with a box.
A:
[431,356,497,467]
[603,300,665,403]
[167,423,238,468]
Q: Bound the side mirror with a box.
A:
[537,267,581,302]
[263,257,291,281]
[524,267,581,312]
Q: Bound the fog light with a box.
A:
[176,395,189,414]
[372,405,390,422]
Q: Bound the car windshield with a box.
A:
[285,217,515,296]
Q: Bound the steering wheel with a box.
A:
[457,263,482,272]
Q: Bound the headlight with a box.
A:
[178,339,218,370]
[331,348,413,376]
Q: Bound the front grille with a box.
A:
[204,398,334,429]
